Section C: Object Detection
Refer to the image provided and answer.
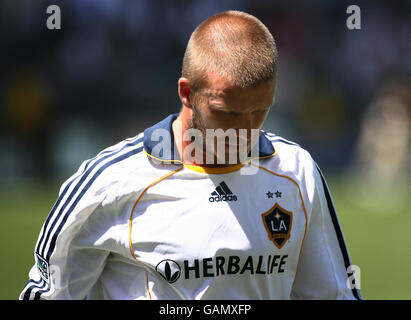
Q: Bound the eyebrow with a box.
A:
[207,95,227,106]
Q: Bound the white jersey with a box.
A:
[20,114,361,300]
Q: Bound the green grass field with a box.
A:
[0,176,410,300]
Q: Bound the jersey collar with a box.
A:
[143,113,275,164]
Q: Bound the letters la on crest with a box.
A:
[261,203,293,249]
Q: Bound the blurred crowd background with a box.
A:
[1,0,410,186]
[1,0,411,300]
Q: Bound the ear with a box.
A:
[178,77,193,109]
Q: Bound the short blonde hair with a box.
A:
[182,10,278,90]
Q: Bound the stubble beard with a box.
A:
[186,105,254,166]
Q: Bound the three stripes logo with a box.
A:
[209,181,238,202]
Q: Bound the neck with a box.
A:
[172,107,190,163]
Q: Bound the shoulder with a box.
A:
[58,131,147,207]
[259,131,320,196]
[261,131,315,172]
[260,131,322,209]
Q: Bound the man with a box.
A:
[20,11,361,300]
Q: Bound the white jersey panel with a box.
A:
[20,115,361,300]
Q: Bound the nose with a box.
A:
[238,112,252,132]
[232,113,253,144]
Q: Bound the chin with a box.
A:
[215,144,250,165]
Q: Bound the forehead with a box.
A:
[199,72,276,109]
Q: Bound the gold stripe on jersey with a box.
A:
[145,270,151,300]
[143,148,183,164]
[128,166,184,299]
[183,163,245,174]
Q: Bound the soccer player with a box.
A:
[20,11,361,300]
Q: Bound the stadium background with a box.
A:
[0,0,410,299]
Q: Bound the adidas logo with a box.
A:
[209,181,238,202]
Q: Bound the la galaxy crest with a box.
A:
[261,203,292,249]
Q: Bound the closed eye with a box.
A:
[210,106,240,116]
[252,108,269,114]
